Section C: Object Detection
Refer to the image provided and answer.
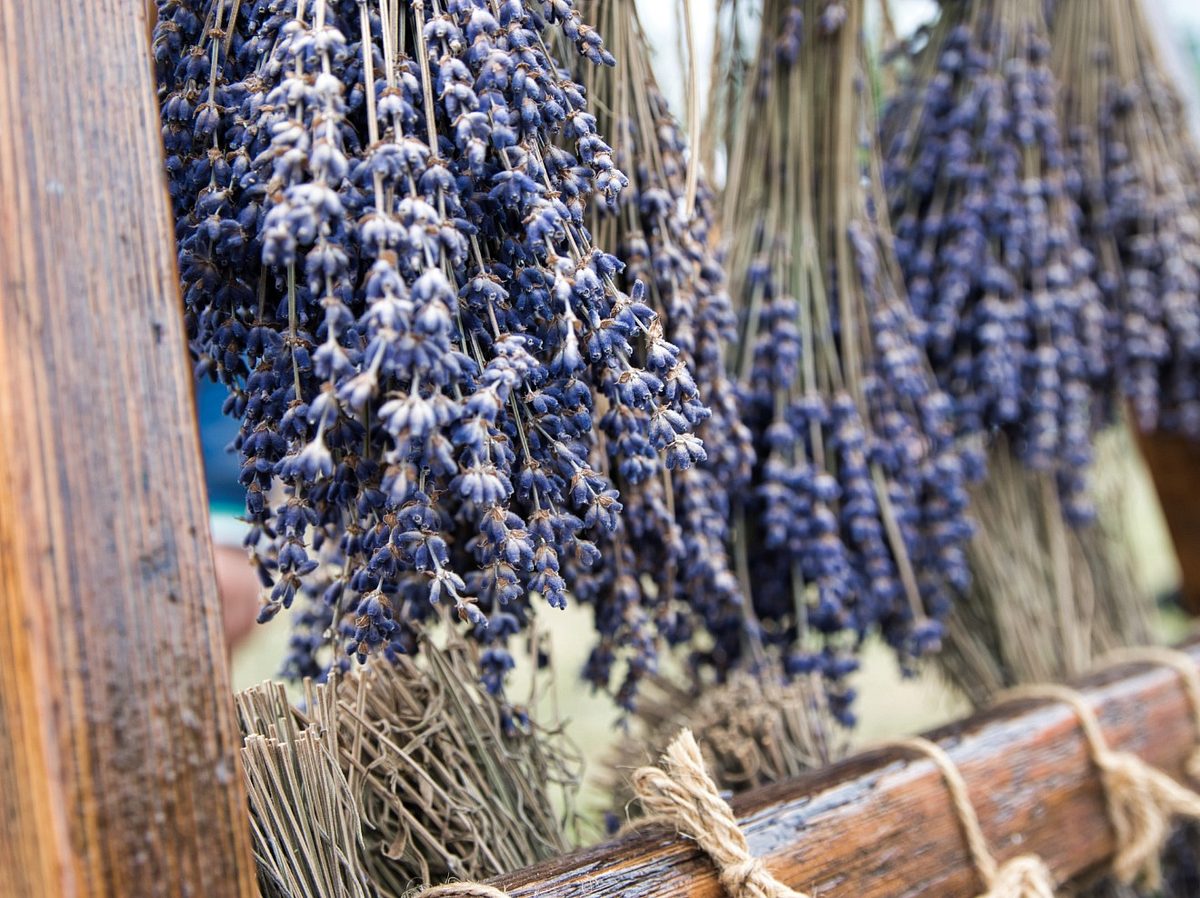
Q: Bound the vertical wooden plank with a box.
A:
[0,2,258,896]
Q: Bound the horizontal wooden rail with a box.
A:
[489,642,1200,898]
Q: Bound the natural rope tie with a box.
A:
[1100,646,1200,783]
[633,728,809,898]
[1001,683,1200,888]
[417,883,510,898]
[888,737,1055,898]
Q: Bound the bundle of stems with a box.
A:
[240,681,375,898]
[238,639,581,898]
[1049,5,1200,892]
[600,664,839,820]
[569,0,839,796]
[936,428,1156,707]
[877,0,1157,706]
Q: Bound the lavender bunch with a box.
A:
[881,0,1109,522]
[723,0,974,723]
[1052,0,1200,440]
[543,0,757,708]
[154,0,705,702]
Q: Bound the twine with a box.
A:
[633,728,810,898]
[1099,646,1200,782]
[417,883,510,898]
[1002,683,1200,888]
[888,737,1055,898]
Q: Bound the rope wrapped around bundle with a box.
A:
[633,728,809,898]
[420,660,1200,898]
[1003,683,1200,887]
[418,884,510,898]
[888,737,1056,898]
[1101,646,1200,783]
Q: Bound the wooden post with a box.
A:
[488,645,1200,898]
[1134,428,1200,615]
[0,2,258,896]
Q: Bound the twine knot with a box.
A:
[1003,683,1200,888]
[721,858,772,895]
[1094,746,1200,886]
[984,855,1056,898]
[633,728,809,898]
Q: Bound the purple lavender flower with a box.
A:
[559,0,756,709]
[155,0,702,702]
[1051,0,1200,441]
[883,0,1108,521]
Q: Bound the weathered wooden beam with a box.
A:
[492,644,1200,898]
[0,2,258,896]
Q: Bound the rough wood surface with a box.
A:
[491,644,1200,898]
[0,1,258,896]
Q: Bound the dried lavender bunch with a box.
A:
[1050,10,1200,895]
[600,665,839,826]
[724,0,974,724]
[543,0,757,708]
[936,431,1155,708]
[154,0,704,700]
[882,0,1108,522]
[238,639,580,896]
[1052,0,1200,439]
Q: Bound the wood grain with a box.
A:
[489,644,1200,898]
[0,1,258,896]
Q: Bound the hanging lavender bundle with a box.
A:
[724,0,974,724]
[1052,0,1200,439]
[546,0,757,709]
[1051,6,1200,895]
[879,0,1157,710]
[599,661,837,828]
[153,0,705,702]
[882,0,1109,522]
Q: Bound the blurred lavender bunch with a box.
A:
[723,0,974,724]
[881,0,1108,523]
[557,0,755,708]
[1052,0,1200,439]
[154,0,705,702]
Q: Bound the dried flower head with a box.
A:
[552,0,757,709]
